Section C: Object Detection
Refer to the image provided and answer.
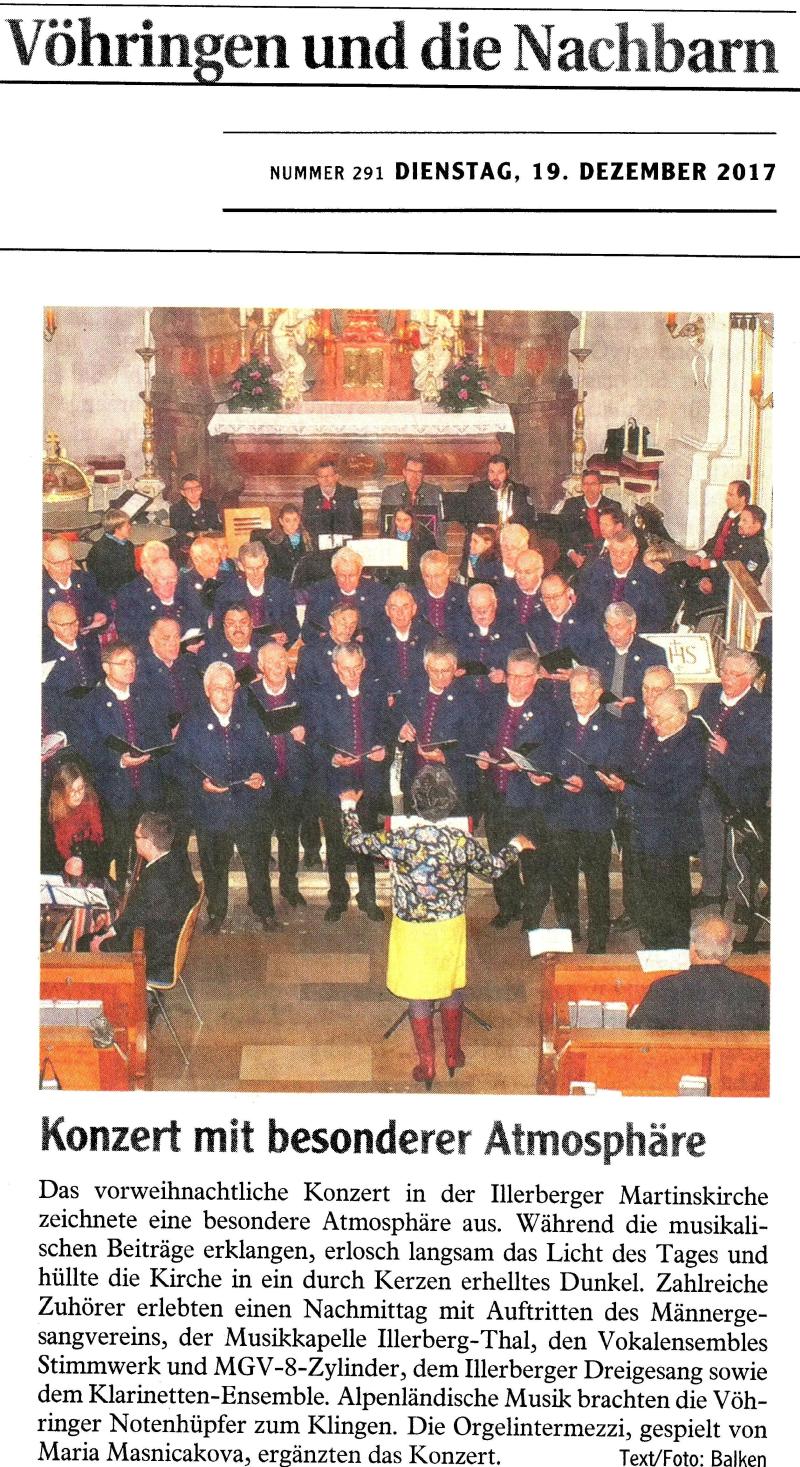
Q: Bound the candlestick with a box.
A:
[578,312,587,349]
[750,370,763,400]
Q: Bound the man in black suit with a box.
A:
[169,474,222,560]
[463,455,535,538]
[629,914,769,1030]
[380,453,446,545]
[302,459,363,548]
[557,470,622,569]
[89,810,199,989]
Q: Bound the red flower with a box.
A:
[461,374,469,382]
[231,381,241,392]
[458,389,469,400]
[250,370,262,380]
[479,381,488,390]
[252,386,264,396]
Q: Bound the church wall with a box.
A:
[43,307,144,474]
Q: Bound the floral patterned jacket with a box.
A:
[342,811,520,923]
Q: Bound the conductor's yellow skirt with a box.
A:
[386,913,467,1001]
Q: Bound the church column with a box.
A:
[481,311,578,508]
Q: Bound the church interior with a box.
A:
[39,308,772,1096]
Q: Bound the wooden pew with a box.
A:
[40,929,147,1084]
[539,953,770,1095]
[40,1027,132,1092]
[551,1029,769,1098]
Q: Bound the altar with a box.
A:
[207,398,515,531]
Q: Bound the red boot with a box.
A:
[410,1016,436,1090]
[441,1005,465,1078]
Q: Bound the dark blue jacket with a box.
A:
[479,682,556,813]
[497,579,544,629]
[115,577,197,652]
[370,625,427,698]
[579,557,669,633]
[246,674,311,799]
[168,495,222,555]
[697,684,771,814]
[548,705,624,833]
[136,645,204,728]
[214,573,301,644]
[42,634,103,742]
[304,577,387,636]
[526,604,593,662]
[454,619,522,680]
[175,703,275,832]
[76,682,172,811]
[621,720,705,856]
[412,583,468,642]
[557,493,622,558]
[310,682,389,800]
[301,485,362,545]
[394,676,480,805]
[85,535,137,598]
[42,567,107,636]
[582,632,668,711]
[197,630,268,681]
[179,568,232,632]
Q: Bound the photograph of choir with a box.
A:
[40,308,772,1095]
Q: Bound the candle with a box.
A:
[666,312,677,331]
[452,309,461,328]
[143,308,151,346]
[751,370,763,400]
[578,311,587,349]
[44,307,56,337]
[239,307,248,328]
[476,309,485,329]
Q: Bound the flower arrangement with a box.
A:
[226,353,282,412]
[437,355,492,413]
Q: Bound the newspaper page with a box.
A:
[3,4,796,1467]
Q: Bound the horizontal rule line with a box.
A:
[2,4,795,10]
[3,247,797,259]
[222,206,776,214]
[223,129,777,135]
[1,79,797,91]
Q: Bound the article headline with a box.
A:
[5,16,781,86]
[41,1117,707,1165]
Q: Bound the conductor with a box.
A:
[340,767,532,1089]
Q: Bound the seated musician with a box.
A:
[460,526,501,585]
[43,761,111,884]
[250,504,313,584]
[88,810,199,989]
[387,508,436,585]
[629,913,769,1030]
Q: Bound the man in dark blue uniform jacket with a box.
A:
[527,574,593,666]
[43,602,103,743]
[115,558,195,652]
[547,666,624,952]
[309,642,388,923]
[629,914,769,1030]
[455,582,521,691]
[43,537,108,644]
[198,605,268,685]
[137,616,203,729]
[304,545,387,636]
[302,460,363,547]
[295,603,366,696]
[214,539,300,645]
[89,810,199,988]
[175,660,277,933]
[582,601,668,720]
[395,642,479,815]
[497,548,545,632]
[579,529,669,633]
[610,686,705,949]
[476,650,556,931]
[248,641,311,910]
[370,586,427,699]
[695,648,771,906]
[77,641,172,882]
[412,550,468,640]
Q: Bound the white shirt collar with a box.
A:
[612,638,634,655]
[215,710,232,727]
[721,688,749,708]
[577,706,600,725]
[245,579,266,595]
[264,680,288,697]
[393,628,410,642]
[105,680,130,702]
[427,685,443,697]
[507,696,527,709]
[54,636,78,652]
[502,564,515,578]
[347,686,360,698]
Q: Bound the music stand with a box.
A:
[380,814,493,1040]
